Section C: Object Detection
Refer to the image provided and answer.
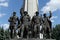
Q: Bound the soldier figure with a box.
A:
[8,12,19,38]
[17,8,24,37]
[19,11,30,38]
[32,12,42,38]
[43,11,52,39]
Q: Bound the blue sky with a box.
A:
[0,0,60,29]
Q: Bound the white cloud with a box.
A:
[0,2,8,7]
[51,20,54,22]
[0,24,9,30]
[41,0,60,13]
[50,16,58,22]
[0,13,6,18]
[51,16,58,19]
[0,0,6,2]
[0,0,8,7]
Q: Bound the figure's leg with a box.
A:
[36,26,39,38]
[42,25,47,39]
[49,22,52,39]
[29,31,32,38]
[42,25,45,39]
[21,25,24,38]
[28,25,32,38]
[34,25,37,38]
[23,25,28,38]
[18,29,21,37]
[49,28,52,39]
[46,27,51,39]
[10,29,13,38]
[43,30,45,38]
[14,27,16,37]
[17,30,20,37]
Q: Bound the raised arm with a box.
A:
[49,11,52,18]
[17,17,20,25]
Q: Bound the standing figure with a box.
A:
[8,12,19,38]
[32,12,42,38]
[19,11,30,38]
[43,11,52,39]
[17,8,24,37]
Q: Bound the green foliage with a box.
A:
[0,27,5,40]
[52,24,60,40]
[0,24,60,40]
[0,27,9,40]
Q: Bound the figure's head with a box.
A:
[13,12,16,16]
[24,11,28,15]
[49,11,51,13]
[43,13,46,17]
[35,12,39,16]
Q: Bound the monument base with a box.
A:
[10,39,56,40]
[10,37,56,40]
[18,39,56,40]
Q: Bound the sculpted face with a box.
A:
[13,12,16,16]
[36,12,39,16]
[24,11,28,15]
[43,13,46,17]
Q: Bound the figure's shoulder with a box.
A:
[33,15,36,18]
[20,16,23,19]
[27,15,30,18]
[14,16,18,18]
[10,16,13,18]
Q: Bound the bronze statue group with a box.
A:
[8,8,52,39]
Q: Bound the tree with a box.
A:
[5,29,10,40]
[51,24,60,40]
[0,27,10,40]
[0,27,5,40]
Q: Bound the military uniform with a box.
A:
[32,12,42,38]
[43,11,52,38]
[19,12,30,38]
[8,12,19,38]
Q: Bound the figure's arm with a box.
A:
[41,17,44,25]
[39,14,43,24]
[8,17,12,22]
[49,11,52,18]
[17,17,20,25]
[28,16,31,21]
[17,17,22,29]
